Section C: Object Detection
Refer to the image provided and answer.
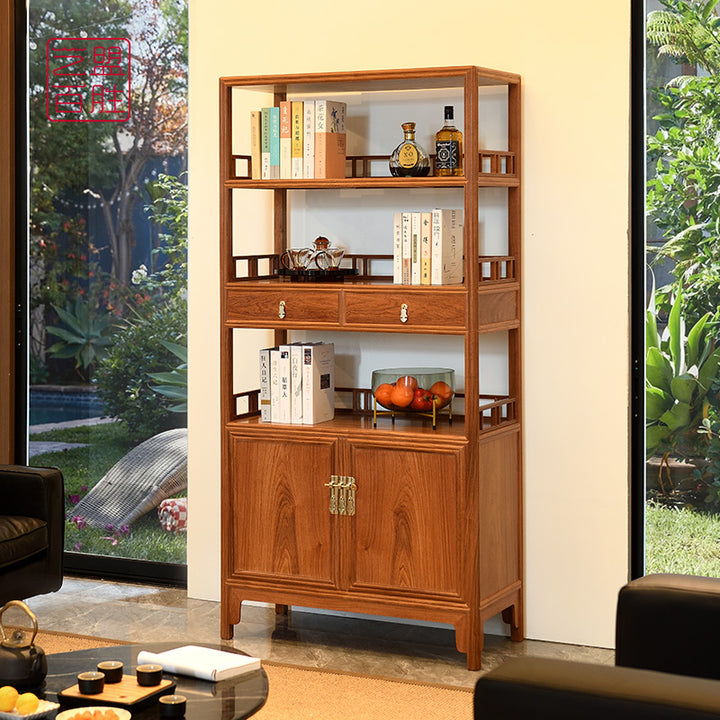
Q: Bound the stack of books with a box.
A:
[392,209,464,285]
[259,342,335,424]
[250,100,347,180]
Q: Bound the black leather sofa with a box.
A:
[474,574,720,719]
[0,465,65,604]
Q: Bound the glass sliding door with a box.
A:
[641,0,720,576]
[25,0,189,581]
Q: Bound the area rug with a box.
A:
[40,631,473,720]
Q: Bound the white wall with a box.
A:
[187,0,631,649]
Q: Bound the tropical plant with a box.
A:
[646,289,720,470]
[46,297,114,380]
[647,0,720,79]
[148,340,187,413]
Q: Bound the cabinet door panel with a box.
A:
[228,434,337,586]
[347,443,463,598]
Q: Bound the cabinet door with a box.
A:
[228,433,338,590]
[344,440,465,600]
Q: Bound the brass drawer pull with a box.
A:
[278,300,286,319]
[325,475,356,516]
[400,303,408,323]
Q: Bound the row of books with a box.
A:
[393,208,464,286]
[259,342,335,424]
[250,100,347,180]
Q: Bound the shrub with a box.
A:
[95,295,187,442]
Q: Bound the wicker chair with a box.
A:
[70,428,187,529]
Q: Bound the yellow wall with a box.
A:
[187,0,631,648]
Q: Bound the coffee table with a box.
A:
[42,642,268,720]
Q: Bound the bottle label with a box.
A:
[398,143,419,168]
[436,140,459,169]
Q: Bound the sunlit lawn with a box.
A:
[646,502,720,576]
[31,422,186,564]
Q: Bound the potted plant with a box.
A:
[646,288,720,498]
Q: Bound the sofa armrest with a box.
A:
[0,465,64,522]
[616,574,720,680]
[474,657,720,720]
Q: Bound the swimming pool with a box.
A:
[29,388,105,426]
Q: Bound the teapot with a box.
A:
[0,600,47,689]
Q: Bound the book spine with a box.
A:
[279,100,292,179]
[420,211,432,285]
[303,100,315,179]
[260,107,271,179]
[268,106,280,179]
[277,345,291,423]
[290,343,304,423]
[315,100,347,179]
[270,348,280,420]
[411,212,421,285]
[291,101,304,178]
[448,209,464,284]
[314,100,327,179]
[401,211,411,285]
[250,111,261,180]
[259,347,272,421]
[393,211,402,284]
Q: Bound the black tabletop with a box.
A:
[42,642,268,720]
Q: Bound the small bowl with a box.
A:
[159,694,187,718]
[136,663,163,686]
[97,660,123,683]
[77,671,105,695]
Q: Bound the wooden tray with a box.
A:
[59,675,175,706]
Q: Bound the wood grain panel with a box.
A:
[228,434,337,586]
[477,289,518,327]
[347,443,463,597]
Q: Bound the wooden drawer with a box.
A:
[226,287,340,327]
[343,290,465,331]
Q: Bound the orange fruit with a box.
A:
[0,686,18,712]
[15,692,39,715]
[390,382,414,408]
[374,383,394,409]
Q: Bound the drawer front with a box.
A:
[344,290,465,331]
[226,287,340,326]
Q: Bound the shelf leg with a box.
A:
[275,604,290,615]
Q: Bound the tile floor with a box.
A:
[22,576,614,688]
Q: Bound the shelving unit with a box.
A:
[218,65,522,670]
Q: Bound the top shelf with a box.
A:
[219,65,521,94]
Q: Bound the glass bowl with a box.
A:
[371,367,455,413]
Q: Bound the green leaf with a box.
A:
[670,374,697,404]
[667,290,685,374]
[646,347,673,392]
[686,312,710,367]
[646,386,674,420]
[660,401,692,431]
[646,424,672,457]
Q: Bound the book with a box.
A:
[270,348,280,420]
[268,106,280,179]
[401,212,412,285]
[411,212,421,285]
[277,345,292,423]
[314,100,347,179]
[250,111,261,180]
[392,212,403,284]
[420,211,432,285]
[258,346,274,422]
[260,107,271,179]
[291,101,304,178]
[431,208,464,285]
[303,100,315,179]
[279,100,292,179]
[136,645,261,682]
[290,343,304,423]
[302,342,334,424]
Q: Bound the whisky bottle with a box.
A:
[434,106,463,176]
[389,122,430,177]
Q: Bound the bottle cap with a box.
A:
[444,105,454,120]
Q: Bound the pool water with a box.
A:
[29,389,105,426]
